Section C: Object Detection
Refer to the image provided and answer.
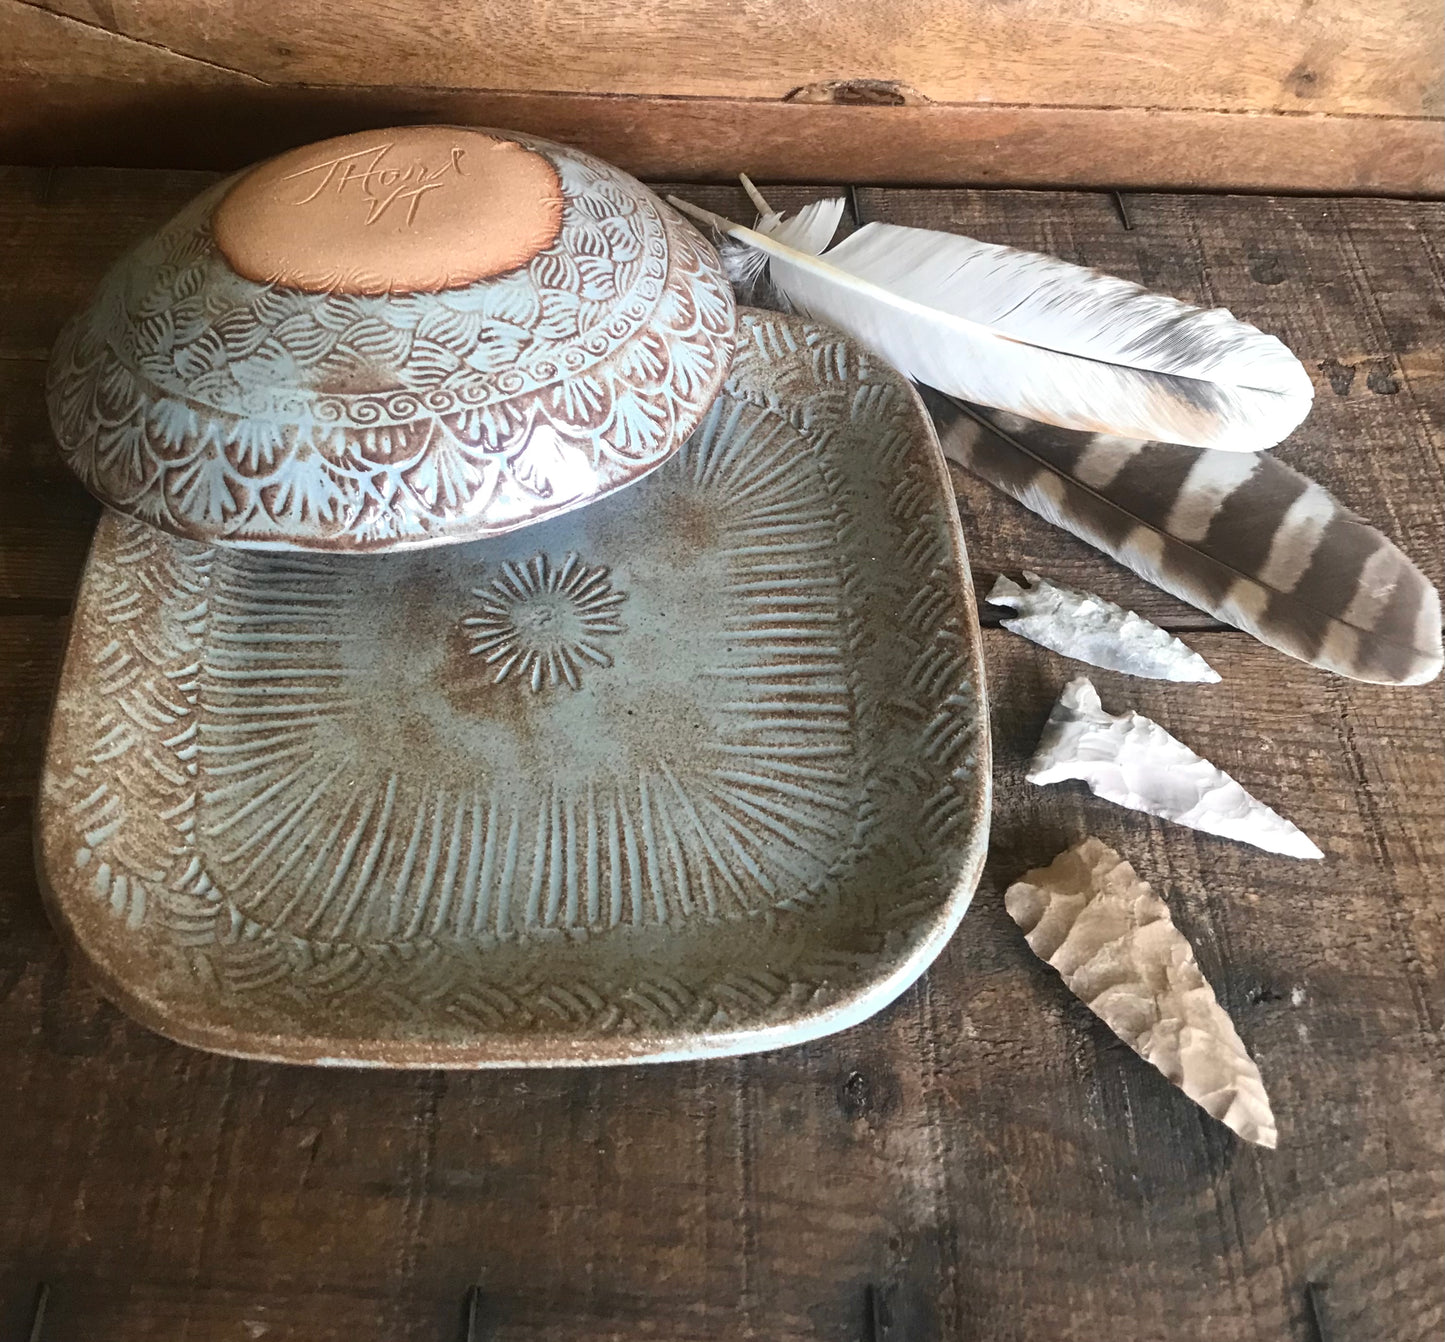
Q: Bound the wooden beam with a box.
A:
[8,0,1442,117]
[1,80,1440,196]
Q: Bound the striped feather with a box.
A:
[927,394,1442,685]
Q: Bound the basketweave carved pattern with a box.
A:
[45,133,736,551]
[39,312,988,1065]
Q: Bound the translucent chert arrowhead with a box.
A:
[1027,677,1322,859]
[1006,837,1278,1147]
[988,572,1220,682]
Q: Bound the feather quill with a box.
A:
[717,185,846,303]
[669,193,1313,451]
[929,394,1442,685]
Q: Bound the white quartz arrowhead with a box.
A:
[988,571,1220,682]
[1027,677,1323,859]
[1007,837,1278,1148]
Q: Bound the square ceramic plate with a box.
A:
[38,310,989,1066]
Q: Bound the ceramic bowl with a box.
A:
[46,126,736,552]
[38,310,989,1066]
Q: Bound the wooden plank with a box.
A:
[0,362,99,609]
[0,166,217,361]
[9,0,1441,116]
[0,613,67,797]
[0,79,1440,195]
[0,630,1439,1341]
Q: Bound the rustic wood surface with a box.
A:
[2,0,1442,193]
[13,0,1441,113]
[3,82,1441,198]
[0,170,1441,1341]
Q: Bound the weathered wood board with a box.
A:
[1,0,1442,192]
[12,0,1440,112]
[0,170,1440,1341]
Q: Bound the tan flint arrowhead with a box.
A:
[1007,837,1278,1148]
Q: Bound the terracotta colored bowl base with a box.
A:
[213,127,565,296]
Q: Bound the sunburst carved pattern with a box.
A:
[462,554,625,691]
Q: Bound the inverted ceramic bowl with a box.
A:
[38,310,989,1066]
[46,126,736,552]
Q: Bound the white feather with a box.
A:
[670,196,1313,452]
[757,197,847,255]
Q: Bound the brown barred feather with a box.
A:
[928,394,1442,686]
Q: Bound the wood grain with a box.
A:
[0,78,1440,195]
[4,0,1441,193]
[9,0,1441,114]
[0,171,1440,1342]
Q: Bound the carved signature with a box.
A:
[279,142,467,226]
